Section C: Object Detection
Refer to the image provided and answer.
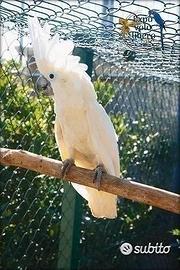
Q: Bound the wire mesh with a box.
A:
[0,1,179,270]
[1,0,180,81]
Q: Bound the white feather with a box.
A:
[28,17,120,219]
[28,17,88,73]
[53,71,120,218]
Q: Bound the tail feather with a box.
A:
[88,189,117,219]
[71,154,119,219]
[72,183,117,219]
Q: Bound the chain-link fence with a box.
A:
[0,1,179,270]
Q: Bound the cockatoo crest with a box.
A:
[28,17,87,79]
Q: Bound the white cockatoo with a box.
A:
[28,17,120,219]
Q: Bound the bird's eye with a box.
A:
[49,73,55,79]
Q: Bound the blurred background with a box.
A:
[0,1,179,269]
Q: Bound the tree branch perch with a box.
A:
[0,147,179,214]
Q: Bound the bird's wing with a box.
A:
[77,75,120,176]
[86,101,120,177]
[70,106,120,218]
[75,101,120,219]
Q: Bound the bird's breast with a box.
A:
[57,104,91,150]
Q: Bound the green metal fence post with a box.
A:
[57,47,94,270]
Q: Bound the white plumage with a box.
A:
[28,17,120,218]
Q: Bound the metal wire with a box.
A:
[0,0,180,81]
[0,1,179,270]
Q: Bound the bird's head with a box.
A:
[149,10,155,16]
[28,17,87,90]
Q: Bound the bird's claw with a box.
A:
[93,164,106,191]
[61,158,75,178]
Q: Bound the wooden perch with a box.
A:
[0,147,179,214]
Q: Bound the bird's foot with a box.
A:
[61,158,75,178]
[93,164,106,191]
